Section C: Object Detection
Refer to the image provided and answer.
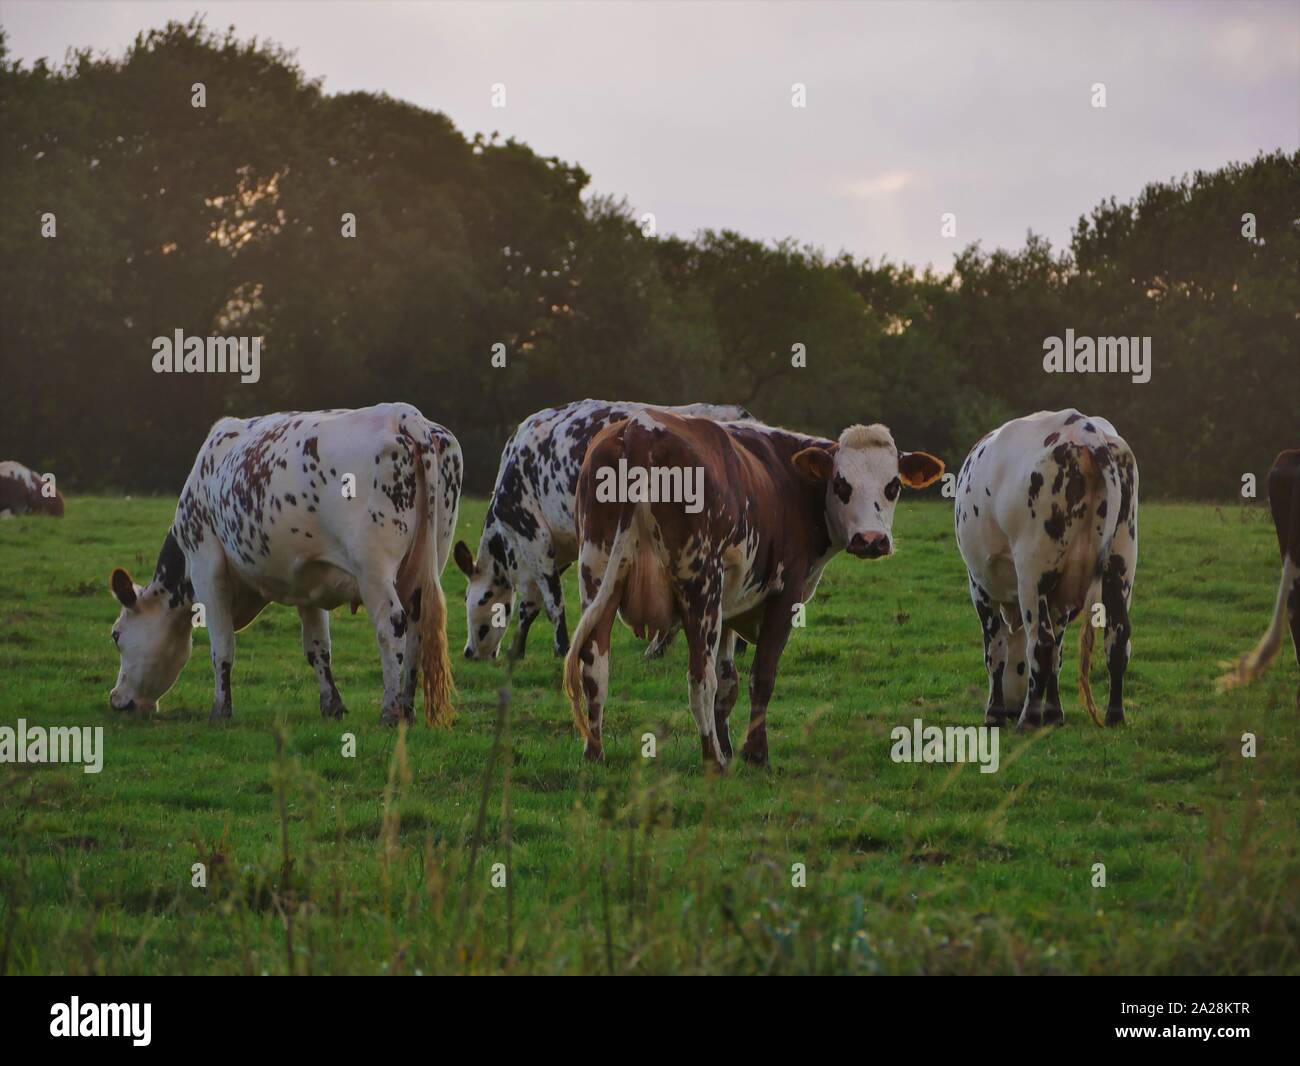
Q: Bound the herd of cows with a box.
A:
[2,401,1296,769]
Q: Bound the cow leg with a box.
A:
[574,542,618,761]
[1016,578,1056,732]
[510,577,542,661]
[362,579,410,725]
[645,625,678,660]
[683,582,724,770]
[970,576,1013,725]
[1101,554,1132,726]
[741,596,796,767]
[539,565,569,657]
[399,588,422,719]
[299,607,347,719]
[1042,613,1069,726]
[204,594,236,724]
[712,628,739,759]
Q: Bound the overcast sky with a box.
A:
[2,0,1296,269]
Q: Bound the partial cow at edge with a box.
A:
[564,410,943,770]
[1217,448,1300,704]
[0,461,65,516]
[107,404,462,726]
[454,398,752,663]
[955,410,1139,731]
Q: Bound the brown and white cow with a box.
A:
[1218,448,1300,703]
[0,461,65,516]
[107,404,461,725]
[955,410,1139,731]
[563,411,943,769]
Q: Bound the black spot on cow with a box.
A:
[1044,505,1067,541]
[832,474,853,504]
[1043,432,1060,447]
[1028,471,1044,509]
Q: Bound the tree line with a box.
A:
[1,19,1295,498]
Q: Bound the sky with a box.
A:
[2,0,1296,270]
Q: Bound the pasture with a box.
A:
[1,495,1296,975]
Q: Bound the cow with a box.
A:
[107,404,462,726]
[954,410,1138,731]
[562,411,944,769]
[0,461,65,516]
[453,399,751,662]
[1217,448,1300,702]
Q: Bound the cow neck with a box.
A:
[153,529,194,609]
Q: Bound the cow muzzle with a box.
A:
[847,532,891,559]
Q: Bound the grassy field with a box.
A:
[1,495,1297,975]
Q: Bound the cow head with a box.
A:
[108,566,193,711]
[793,424,944,559]
[453,539,512,660]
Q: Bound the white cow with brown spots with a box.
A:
[107,404,461,725]
[955,410,1138,731]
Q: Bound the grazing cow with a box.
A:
[1217,448,1300,701]
[955,410,1138,731]
[563,411,943,769]
[453,399,751,662]
[107,404,462,725]
[0,461,64,516]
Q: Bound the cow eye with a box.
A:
[885,478,901,501]
[111,630,120,645]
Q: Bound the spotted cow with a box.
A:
[108,404,462,725]
[1218,448,1300,703]
[563,412,943,769]
[453,399,751,662]
[0,461,64,516]
[955,410,1138,731]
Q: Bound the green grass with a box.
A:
[1,497,1296,974]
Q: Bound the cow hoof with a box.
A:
[1105,709,1126,727]
[582,743,604,762]
[378,710,403,727]
[1043,706,1065,727]
[1016,711,1042,733]
[740,745,769,768]
[984,707,1012,726]
[321,697,348,720]
[208,704,232,724]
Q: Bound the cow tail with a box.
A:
[406,429,454,727]
[1076,443,1117,729]
[1217,555,1294,691]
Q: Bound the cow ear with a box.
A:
[898,451,945,489]
[110,567,138,609]
[792,446,836,483]
[453,540,475,578]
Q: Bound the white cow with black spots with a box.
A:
[955,409,1138,730]
[108,404,462,725]
[453,399,751,661]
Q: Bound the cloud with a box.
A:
[838,171,913,199]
